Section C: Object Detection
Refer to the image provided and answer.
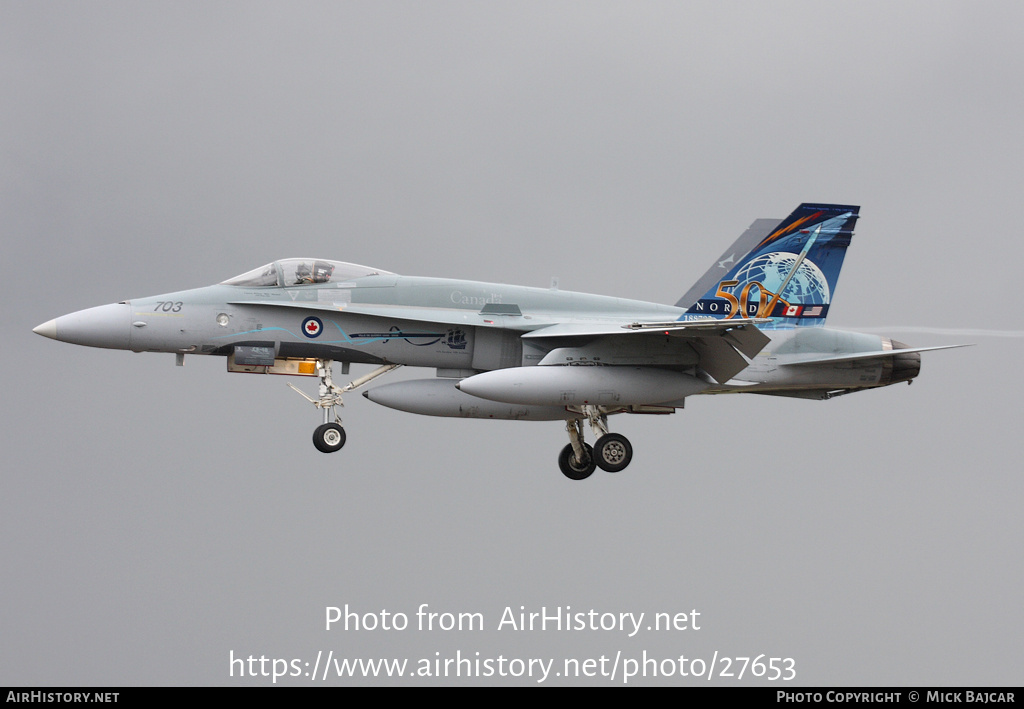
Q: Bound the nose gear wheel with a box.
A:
[313,422,346,453]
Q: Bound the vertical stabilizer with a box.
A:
[682,203,859,327]
[675,217,783,310]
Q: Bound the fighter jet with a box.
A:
[33,203,966,479]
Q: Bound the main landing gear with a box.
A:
[558,406,633,480]
[288,360,401,453]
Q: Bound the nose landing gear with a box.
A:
[288,360,401,453]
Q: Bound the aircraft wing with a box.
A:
[229,300,771,383]
[523,318,772,383]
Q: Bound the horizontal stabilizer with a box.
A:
[780,343,972,367]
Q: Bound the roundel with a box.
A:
[301,316,323,338]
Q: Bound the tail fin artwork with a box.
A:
[680,203,859,327]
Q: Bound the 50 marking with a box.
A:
[154,301,183,312]
[715,280,789,319]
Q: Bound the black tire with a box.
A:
[558,443,596,480]
[594,433,632,473]
[313,423,346,453]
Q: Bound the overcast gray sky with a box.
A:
[3,1,1021,686]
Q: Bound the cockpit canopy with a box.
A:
[221,258,394,287]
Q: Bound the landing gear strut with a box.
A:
[558,406,633,480]
[288,360,400,453]
[559,420,596,480]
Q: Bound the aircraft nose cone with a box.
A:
[35,303,132,350]
[33,319,58,339]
